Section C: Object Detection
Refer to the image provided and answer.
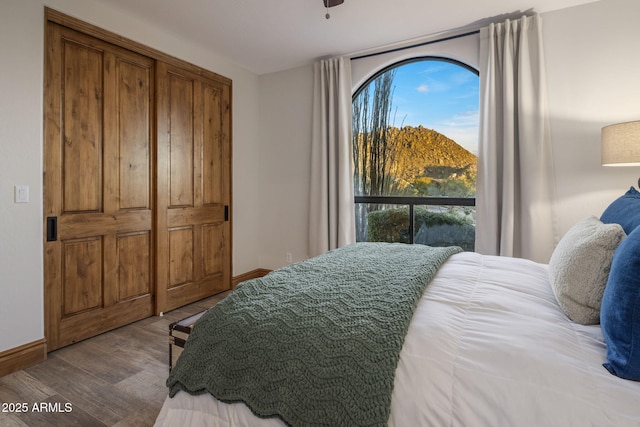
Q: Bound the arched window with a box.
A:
[353,58,478,250]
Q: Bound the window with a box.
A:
[352,58,479,250]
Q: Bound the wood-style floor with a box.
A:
[0,292,230,427]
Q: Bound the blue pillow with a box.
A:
[600,187,640,235]
[601,225,640,380]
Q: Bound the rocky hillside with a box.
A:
[387,125,477,182]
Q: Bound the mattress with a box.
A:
[155,251,640,426]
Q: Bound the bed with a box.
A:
[154,189,640,427]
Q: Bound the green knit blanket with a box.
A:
[167,242,461,426]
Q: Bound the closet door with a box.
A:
[156,62,232,313]
[44,24,155,350]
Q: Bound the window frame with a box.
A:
[352,56,479,245]
[353,56,479,98]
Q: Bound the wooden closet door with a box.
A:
[156,62,232,313]
[43,23,155,350]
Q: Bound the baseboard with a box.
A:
[0,338,46,377]
[232,268,271,288]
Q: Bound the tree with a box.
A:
[352,69,398,241]
[352,69,398,197]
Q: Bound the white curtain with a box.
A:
[476,14,559,263]
[308,57,356,257]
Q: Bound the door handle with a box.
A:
[46,216,57,241]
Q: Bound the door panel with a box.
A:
[156,62,231,313]
[168,73,195,207]
[116,60,152,210]
[117,231,152,300]
[62,238,103,316]
[44,23,155,350]
[203,223,226,276]
[169,227,194,287]
[62,41,103,213]
[203,83,225,205]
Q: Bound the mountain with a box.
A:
[387,125,477,182]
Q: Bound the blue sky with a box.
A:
[388,60,479,154]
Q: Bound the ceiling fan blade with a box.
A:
[323,0,344,7]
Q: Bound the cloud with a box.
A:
[416,84,429,93]
[443,110,479,127]
[443,128,479,155]
[436,110,480,154]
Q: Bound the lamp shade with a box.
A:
[602,121,640,166]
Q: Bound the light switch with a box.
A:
[14,185,29,203]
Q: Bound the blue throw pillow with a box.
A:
[600,187,640,235]
[601,226,640,380]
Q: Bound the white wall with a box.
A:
[0,0,45,353]
[544,0,640,235]
[0,0,262,353]
[257,65,314,268]
[257,0,640,268]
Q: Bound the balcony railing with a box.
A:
[354,195,476,247]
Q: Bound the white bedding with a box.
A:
[155,252,640,426]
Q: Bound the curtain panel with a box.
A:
[476,14,559,263]
[309,57,356,257]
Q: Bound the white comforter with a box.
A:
[155,252,640,426]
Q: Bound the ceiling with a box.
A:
[101,0,598,75]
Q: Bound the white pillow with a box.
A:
[548,216,625,325]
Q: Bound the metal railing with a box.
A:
[354,195,476,244]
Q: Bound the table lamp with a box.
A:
[602,120,640,188]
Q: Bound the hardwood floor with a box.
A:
[0,292,230,427]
